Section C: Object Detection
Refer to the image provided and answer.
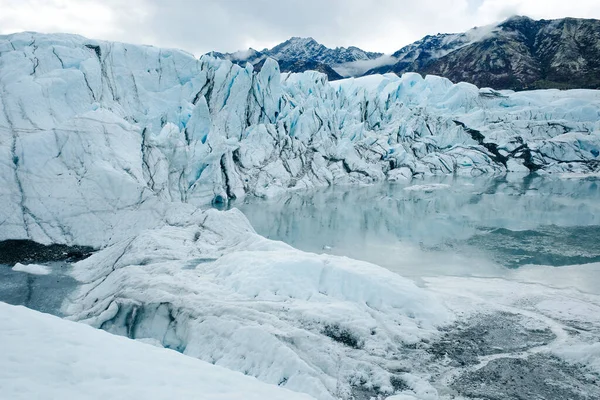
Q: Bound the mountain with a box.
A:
[368,16,600,90]
[210,17,600,90]
[208,37,382,80]
[267,37,382,65]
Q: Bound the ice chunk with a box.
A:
[12,263,51,275]
[63,211,450,400]
[403,184,451,192]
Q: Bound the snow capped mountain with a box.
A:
[210,17,600,90]
[268,37,382,65]
[369,16,600,90]
[209,36,383,80]
[366,24,499,77]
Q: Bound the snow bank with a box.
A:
[63,208,451,400]
[0,302,315,400]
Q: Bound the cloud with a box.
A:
[333,55,398,77]
[0,0,599,56]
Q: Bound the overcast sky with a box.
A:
[1,0,599,55]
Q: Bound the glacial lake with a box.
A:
[233,174,600,291]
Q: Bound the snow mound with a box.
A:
[0,302,315,400]
[64,209,451,400]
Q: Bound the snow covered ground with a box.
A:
[4,251,599,400]
[0,302,315,400]
[61,208,451,400]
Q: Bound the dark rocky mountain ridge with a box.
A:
[208,36,381,81]
[210,16,600,90]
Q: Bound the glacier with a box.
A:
[1,31,600,400]
[62,208,450,399]
[1,32,600,246]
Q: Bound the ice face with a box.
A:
[1,32,600,247]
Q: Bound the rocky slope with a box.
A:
[369,16,600,90]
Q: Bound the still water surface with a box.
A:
[233,175,600,288]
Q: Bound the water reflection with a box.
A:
[233,175,600,277]
[0,262,79,316]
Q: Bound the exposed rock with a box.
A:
[209,36,381,80]
[369,16,600,90]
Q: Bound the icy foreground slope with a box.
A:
[0,302,315,400]
[63,207,450,400]
[57,209,600,400]
[1,32,600,245]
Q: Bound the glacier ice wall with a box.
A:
[1,32,599,245]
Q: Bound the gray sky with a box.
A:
[1,0,599,55]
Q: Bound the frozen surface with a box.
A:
[0,302,315,400]
[1,32,600,246]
